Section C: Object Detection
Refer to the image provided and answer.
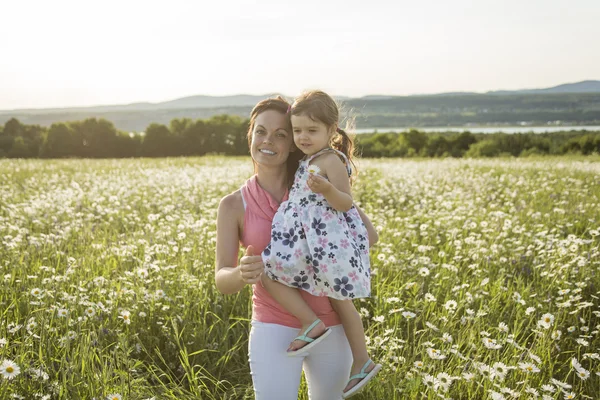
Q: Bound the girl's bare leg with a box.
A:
[261,275,328,351]
[330,298,375,392]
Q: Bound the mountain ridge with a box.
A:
[1,80,599,114]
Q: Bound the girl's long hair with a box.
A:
[290,90,357,183]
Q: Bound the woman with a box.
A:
[215,96,378,399]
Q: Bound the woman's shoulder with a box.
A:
[218,189,244,216]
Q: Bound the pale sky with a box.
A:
[1,0,599,109]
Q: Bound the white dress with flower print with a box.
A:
[262,148,371,300]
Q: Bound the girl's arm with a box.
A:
[307,153,353,212]
[215,192,263,294]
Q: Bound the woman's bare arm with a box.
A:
[355,204,379,246]
[215,192,252,294]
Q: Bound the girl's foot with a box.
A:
[287,319,329,352]
[343,359,376,393]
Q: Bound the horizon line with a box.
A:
[1,78,599,113]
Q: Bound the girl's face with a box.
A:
[250,110,295,168]
[291,114,335,156]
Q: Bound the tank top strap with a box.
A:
[307,147,352,177]
[240,186,247,210]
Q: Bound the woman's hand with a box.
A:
[239,245,264,284]
[307,173,333,194]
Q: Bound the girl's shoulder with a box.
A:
[309,150,351,176]
[309,148,342,163]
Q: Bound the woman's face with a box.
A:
[250,109,295,168]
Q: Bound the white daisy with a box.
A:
[0,359,21,380]
[307,164,321,175]
[537,313,554,329]
[551,330,562,340]
[441,333,453,343]
[118,310,131,325]
[426,348,446,360]
[482,337,502,350]
[525,307,536,315]
[518,362,540,373]
[492,362,508,381]
[443,300,457,311]
[435,372,453,392]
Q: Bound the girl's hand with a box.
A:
[307,173,333,194]
[239,245,264,284]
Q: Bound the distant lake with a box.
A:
[354,126,600,134]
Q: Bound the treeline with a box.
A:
[357,130,600,157]
[0,116,248,158]
[1,117,599,159]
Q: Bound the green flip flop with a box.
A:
[342,359,383,398]
[286,319,331,356]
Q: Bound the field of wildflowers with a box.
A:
[1,156,599,399]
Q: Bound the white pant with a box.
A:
[249,321,352,400]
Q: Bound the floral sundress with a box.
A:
[262,147,371,300]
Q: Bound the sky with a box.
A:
[0,0,599,110]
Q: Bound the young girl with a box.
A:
[261,90,381,398]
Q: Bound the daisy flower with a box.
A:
[492,362,508,381]
[518,362,540,373]
[537,313,554,329]
[482,337,502,350]
[307,164,321,175]
[443,300,457,311]
[26,319,37,332]
[551,330,562,340]
[462,372,475,381]
[525,307,536,315]
[424,293,436,302]
[0,359,21,380]
[435,372,453,392]
[426,347,446,360]
[118,310,131,325]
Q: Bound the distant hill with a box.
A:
[2,81,599,115]
[1,81,599,131]
[488,80,600,95]
[1,94,283,114]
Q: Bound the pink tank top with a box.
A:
[240,175,341,328]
